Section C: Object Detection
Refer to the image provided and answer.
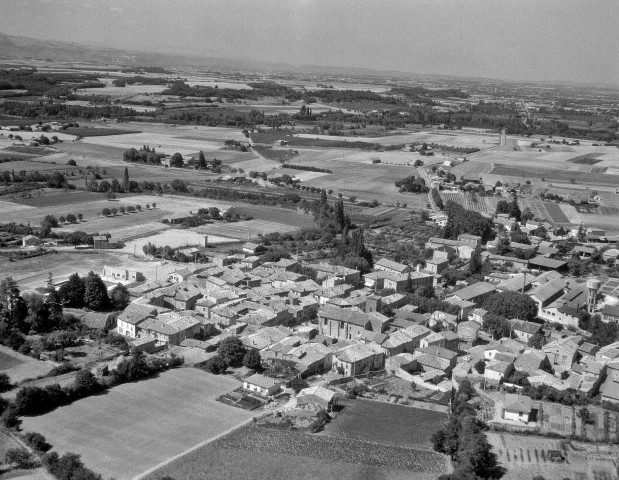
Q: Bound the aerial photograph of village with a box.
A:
[0,1,617,479]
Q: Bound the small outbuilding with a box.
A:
[296,386,337,410]
[503,393,532,423]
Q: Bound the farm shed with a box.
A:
[296,385,336,410]
[22,234,41,247]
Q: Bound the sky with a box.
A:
[1,0,617,85]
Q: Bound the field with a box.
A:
[144,423,449,480]
[487,432,618,480]
[440,191,501,214]
[322,398,447,448]
[21,368,254,480]
[542,202,570,223]
[120,228,237,255]
[0,346,55,384]
[282,148,429,206]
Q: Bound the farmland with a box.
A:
[21,368,254,480]
[144,422,449,480]
[322,398,447,448]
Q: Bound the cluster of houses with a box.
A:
[100,230,619,407]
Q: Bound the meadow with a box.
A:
[0,345,55,384]
[21,368,254,480]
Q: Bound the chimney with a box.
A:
[417,264,420,272]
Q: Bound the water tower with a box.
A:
[587,278,602,313]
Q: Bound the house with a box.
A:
[470,308,488,324]
[307,263,361,287]
[542,336,580,368]
[458,234,482,248]
[451,282,496,305]
[573,245,596,260]
[425,257,449,275]
[243,373,282,396]
[116,304,158,338]
[529,278,566,316]
[242,242,265,255]
[457,320,481,347]
[168,268,195,283]
[137,313,201,346]
[102,266,145,282]
[129,336,158,353]
[22,235,41,247]
[485,360,513,383]
[514,351,550,375]
[332,342,386,376]
[381,331,415,357]
[601,304,619,323]
[599,367,619,404]
[285,343,332,375]
[509,320,542,343]
[503,393,532,423]
[413,345,457,374]
[374,258,413,275]
[296,386,336,410]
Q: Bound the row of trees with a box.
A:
[101,203,153,216]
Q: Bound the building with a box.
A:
[542,336,580,368]
[137,312,201,346]
[296,386,336,410]
[451,282,496,305]
[528,256,568,272]
[93,235,109,249]
[102,266,145,282]
[503,393,532,423]
[332,343,386,376]
[509,320,542,343]
[374,258,413,275]
[458,234,482,248]
[116,305,157,338]
[601,304,619,323]
[425,258,449,275]
[242,242,264,255]
[485,360,513,383]
[243,373,282,396]
[22,235,41,247]
[318,307,384,340]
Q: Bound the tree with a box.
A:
[4,448,35,469]
[123,166,130,192]
[72,370,101,397]
[468,246,482,275]
[24,432,50,452]
[0,372,11,392]
[77,213,83,222]
[101,208,112,216]
[59,273,85,308]
[484,291,538,321]
[473,359,485,374]
[287,377,309,393]
[65,214,77,224]
[243,349,262,371]
[58,216,66,224]
[495,234,511,255]
[110,283,130,310]
[217,336,247,366]
[83,272,109,311]
[169,152,184,168]
[205,355,227,374]
[483,313,512,340]
[0,406,20,428]
[198,150,207,169]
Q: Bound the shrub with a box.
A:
[204,355,227,374]
[4,448,36,469]
[24,432,51,452]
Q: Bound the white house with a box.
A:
[503,393,532,423]
[243,373,282,396]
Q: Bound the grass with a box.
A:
[145,423,449,480]
[21,368,254,480]
[0,346,55,384]
[0,350,24,371]
[322,398,447,448]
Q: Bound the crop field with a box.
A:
[21,368,254,480]
[543,202,570,223]
[109,122,248,142]
[80,133,223,157]
[75,84,169,96]
[0,345,55,384]
[450,161,493,179]
[285,148,428,206]
[558,204,582,224]
[323,398,446,448]
[490,164,619,187]
[145,423,449,480]
[195,218,300,238]
[121,228,236,256]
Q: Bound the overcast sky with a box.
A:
[1,0,617,85]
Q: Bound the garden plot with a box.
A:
[558,204,583,224]
[81,133,223,156]
[22,369,254,480]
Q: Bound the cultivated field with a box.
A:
[109,122,248,143]
[294,130,499,149]
[81,133,223,157]
[0,346,56,384]
[440,191,501,214]
[145,423,449,480]
[21,368,254,480]
[121,228,236,255]
[322,398,447,448]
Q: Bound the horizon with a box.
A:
[0,0,618,86]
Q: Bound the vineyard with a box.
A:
[439,191,499,214]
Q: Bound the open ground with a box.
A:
[21,368,254,480]
[0,345,56,384]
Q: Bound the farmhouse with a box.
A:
[116,304,158,338]
[137,313,201,346]
[243,374,282,396]
[509,320,542,343]
[601,304,619,323]
[374,257,413,275]
[332,342,386,376]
